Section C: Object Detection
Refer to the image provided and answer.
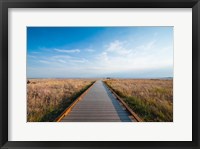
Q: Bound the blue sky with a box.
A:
[27,27,173,78]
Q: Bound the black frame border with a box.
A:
[0,0,199,148]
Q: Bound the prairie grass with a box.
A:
[104,79,173,122]
[27,79,94,122]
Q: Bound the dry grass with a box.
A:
[27,79,94,122]
[104,79,173,122]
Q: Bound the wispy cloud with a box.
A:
[51,55,72,59]
[106,40,132,55]
[92,39,172,73]
[55,49,80,53]
[69,58,88,63]
[28,55,37,58]
[57,59,67,63]
[39,60,50,64]
[85,48,95,52]
[31,51,40,54]
[35,54,88,66]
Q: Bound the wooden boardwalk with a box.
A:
[61,80,135,122]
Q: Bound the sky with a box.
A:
[27,27,173,78]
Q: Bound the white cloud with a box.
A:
[85,49,95,52]
[106,40,132,55]
[31,52,40,54]
[28,55,36,58]
[55,49,80,53]
[69,58,87,63]
[57,59,66,63]
[98,52,109,63]
[39,60,50,64]
[91,39,172,73]
[51,55,72,59]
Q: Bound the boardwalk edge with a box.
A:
[103,81,143,122]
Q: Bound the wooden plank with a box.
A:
[69,112,128,115]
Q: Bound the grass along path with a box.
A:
[27,79,95,122]
[104,79,173,122]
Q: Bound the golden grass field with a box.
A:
[104,79,173,122]
[27,78,173,122]
[27,79,94,122]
